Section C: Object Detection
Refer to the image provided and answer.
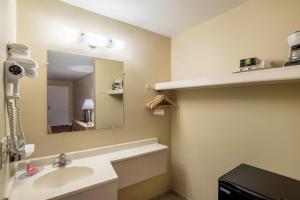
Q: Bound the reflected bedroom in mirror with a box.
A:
[47,50,124,134]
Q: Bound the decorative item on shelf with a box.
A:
[240,57,261,68]
[236,57,273,73]
[112,79,123,90]
[284,31,300,67]
[146,95,175,116]
[82,99,94,124]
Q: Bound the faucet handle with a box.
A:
[58,153,67,159]
[53,153,72,167]
[60,153,71,161]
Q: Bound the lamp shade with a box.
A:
[82,99,94,110]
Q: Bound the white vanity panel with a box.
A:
[113,151,168,189]
[58,182,118,200]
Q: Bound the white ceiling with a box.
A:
[48,50,94,81]
[61,0,249,37]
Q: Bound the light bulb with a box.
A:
[110,39,126,50]
[86,32,109,48]
[61,26,81,42]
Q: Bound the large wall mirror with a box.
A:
[47,50,124,134]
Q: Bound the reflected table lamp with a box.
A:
[82,99,94,124]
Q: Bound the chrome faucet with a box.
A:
[53,153,72,167]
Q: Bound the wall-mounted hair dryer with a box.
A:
[5,43,39,156]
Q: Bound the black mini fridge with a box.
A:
[218,164,300,200]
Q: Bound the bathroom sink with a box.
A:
[33,166,94,189]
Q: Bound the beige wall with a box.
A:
[73,74,94,120]
[0,1,16,198]
[94,58,123,129]
[17,0,171,199]
[171,0,300,200]
[0,0,16,139]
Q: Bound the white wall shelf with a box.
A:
[108,89,123,95]
[97,89,124,95]
[147,65,300,91]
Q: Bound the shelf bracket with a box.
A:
[146,83,155,90]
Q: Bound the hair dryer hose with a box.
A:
[7,99,26,154]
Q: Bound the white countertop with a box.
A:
[7,139,168,200]
[11,157,117,200]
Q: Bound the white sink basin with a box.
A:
[33,166,94,189]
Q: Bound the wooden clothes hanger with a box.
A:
[146,95,175,110]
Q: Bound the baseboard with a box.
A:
[149,189,172,200]
[148,189,191,200]
[172,189,191,200]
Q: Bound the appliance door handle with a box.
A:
[220,181,271,200]
[234,184,271,200]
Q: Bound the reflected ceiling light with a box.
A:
[68,65,93,73]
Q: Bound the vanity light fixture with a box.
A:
[109,39,126,50]
[86,32,108,48]
[61,26,126,50]
[61,26,82,42]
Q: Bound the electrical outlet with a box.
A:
[1,136,9,167]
